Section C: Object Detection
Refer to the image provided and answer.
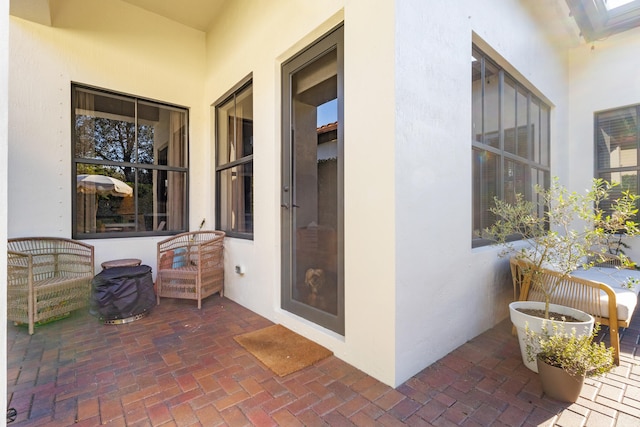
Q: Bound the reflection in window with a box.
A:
[72,85,188,237]
[215,77,253,238]
[471,45,551,247]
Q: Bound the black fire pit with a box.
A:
[90,265,155,324]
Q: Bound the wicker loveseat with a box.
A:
[156,230,225,309]
[510,257,640,365]
[7,237,95,334]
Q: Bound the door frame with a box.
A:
[281,25,344,335]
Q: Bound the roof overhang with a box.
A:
[10,0,52,26]
[9,0,227,31]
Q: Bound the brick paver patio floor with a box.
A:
[7,295,640,426]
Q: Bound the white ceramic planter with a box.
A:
[509,301,594,372]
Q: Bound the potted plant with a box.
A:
[486,177,639,371]
[525,322,614,402]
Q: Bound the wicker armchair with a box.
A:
[156,231,225,308]
[7,237,95,334]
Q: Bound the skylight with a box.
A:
[566,0,640,41]
[605,0,636,10]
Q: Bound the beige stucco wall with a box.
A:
[8,0,207,269]
[202,1,398,385]
[393,0,574,384]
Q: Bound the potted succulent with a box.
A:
[525,322,614,402]
[486,177,639,371]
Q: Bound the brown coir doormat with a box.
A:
[234,324,333,377]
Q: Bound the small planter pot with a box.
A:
[509,301,594,372]
[536,358,585,402]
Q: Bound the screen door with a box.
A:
[281,26,344,334]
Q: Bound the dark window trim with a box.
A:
[214,74,254,240]
[71,83,190,239]
[213,74,253,110]
[594,104,640,215]
[472,46,551,248]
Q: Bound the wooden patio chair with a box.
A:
[510,257,640,365]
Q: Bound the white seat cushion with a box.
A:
[571,267,640,322]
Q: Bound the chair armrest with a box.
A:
[510,257,534,301]
[197,238,224,271]
[7,251,32,286]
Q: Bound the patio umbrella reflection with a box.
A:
[76,174,133,233]
[76,174,133,197]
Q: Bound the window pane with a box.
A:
[531,168,549,194]
[516,86,529,159]
[531,168,549,219]
[503,77,517,155]
[504,159,526,204]
[74,90,135,162]
[217,85,253,165]
[138,102,187,168]
[155,170,183,232]
[235,86,253,158]
[597,170,638,216]
[473,148,499,237]
[216,98,232,165]
[483,61,500,148]
[139,168,185,232]
[216,80,253,237]
[596,107,638,170]
[531,99,541,163]
[137,168,187,232]
[75,165,134,234]
[73,85,189,238]
[218,164,254,234]
[472,50,482,144]
[539,104,550,167]
[75,166,186,234]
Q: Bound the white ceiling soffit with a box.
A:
[120,0,227,32]
[10,0,227,31]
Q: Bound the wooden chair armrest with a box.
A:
[510,257,533,301]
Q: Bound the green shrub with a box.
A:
[525,322,614,377]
